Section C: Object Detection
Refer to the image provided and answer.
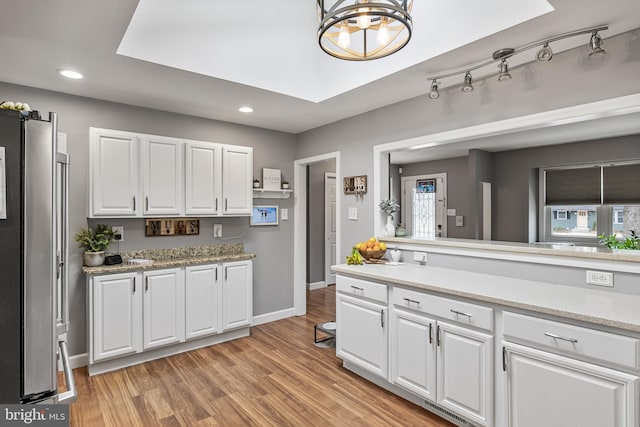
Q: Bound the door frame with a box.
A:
[401,173,447,238]
[294,152,341,316]
[324,172,337,286]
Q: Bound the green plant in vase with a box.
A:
[598,230,639,251]
[74,224,114,266]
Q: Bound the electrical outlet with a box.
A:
[213,224,222,238]
[413,251,427,263]
[281,208,289,221]
[455,216,464,227]
[112,226,124,242]
[586,270,613,287]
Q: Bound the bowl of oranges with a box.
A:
[356,237,387,261]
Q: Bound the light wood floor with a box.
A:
[64,286,454,426]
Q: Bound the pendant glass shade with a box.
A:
[429,80,440,99]
[588,31,606,58]
[462,72,473,92]
[318,0,413,61]
[497,60,512,82]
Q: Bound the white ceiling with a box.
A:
[0,0,639,133]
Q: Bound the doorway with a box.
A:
[293,152,341,316]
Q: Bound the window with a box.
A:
[541,163,640,243]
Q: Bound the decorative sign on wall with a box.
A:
[145,218,200,236]
[262,168,282,190]
[343,175,367,195]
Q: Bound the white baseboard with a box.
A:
[252,307,295,326]
[308,281,326,291]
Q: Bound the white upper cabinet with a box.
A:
[90,128,140,217]
[185,141,222,216]
[89,128,253,218]
[141,136,183,216]
[222,146,253,215]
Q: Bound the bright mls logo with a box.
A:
[1,405,68,426]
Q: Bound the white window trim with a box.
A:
[556,210,568,220]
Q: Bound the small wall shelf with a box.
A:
[253,188,292,199]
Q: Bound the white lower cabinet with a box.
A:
[185,264,221,340]
[92,272,142,362]
[504,343,639,427]
[89,260,252,372]
[337,292,388,379]
[142,268,185,350]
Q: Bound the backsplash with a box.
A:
[119,243,244,261]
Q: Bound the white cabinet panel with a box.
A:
[437,321,492,426]
[92,272,141,362]
[222,146,252,215]
[142,137,183,216]
[185,264,221,340]
[143,268,185,350]
[222,260,253,331]
[337,293,388,378]
[505,343,638,427]
[185,142,222,215]
[391,308,436,401]
[90,129,139,217]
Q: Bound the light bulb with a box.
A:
[338,21,351,49]
[377,17,390,46]
[356,0,371,29]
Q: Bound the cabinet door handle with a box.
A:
[215,198,218,212]
[428,323,433,344]
[132,277,136,294]
[450,309,473,319]
[380,309,385,328]
[403,297,420,307]
[145,196,149,211]
[436,325,441,347]
[350,285,363,292]
[544,332,578,343]
[225,198,228,212]
[215,267,218,282]
[225,267,227,281]
[502,346,507,372]
[145,276,149,292]
[132,196,136,211]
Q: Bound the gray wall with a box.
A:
[0,82,296,356]
[296,30,640,258]
[306,159,336,284]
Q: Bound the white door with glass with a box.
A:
[401,174,447,239]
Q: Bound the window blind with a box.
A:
[545,167,601,205]
[603,164,640,204]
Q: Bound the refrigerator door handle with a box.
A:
[56,339,77,404]
[0,146,6,219]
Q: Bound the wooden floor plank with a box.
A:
[65,286,454,426]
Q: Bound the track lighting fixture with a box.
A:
[536,43,553,62]
[497,59,512,82]
[588,31,606,58]
[462,72,473,92]
[429,80,440,99]
[426,25,608,100]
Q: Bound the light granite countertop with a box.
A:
[332,263,640,334]
[82,243,255,276]
[380,236,640,263]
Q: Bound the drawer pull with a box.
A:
[403,297,420,307]
[450,309,473,319]
[350,285,364,292]
[544,332,578,344]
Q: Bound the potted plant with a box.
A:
[74,224,115,266]
[598,230,640,252]
[379,199,400,236]
[253,178,260,188]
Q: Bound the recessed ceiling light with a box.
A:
[58,69,84,80]
[238,106,254,113]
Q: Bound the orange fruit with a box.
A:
[373,245,380,251]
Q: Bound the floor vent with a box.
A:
[422,400,470,425]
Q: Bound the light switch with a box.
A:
[213,223,222,237]
[447,209,456,216]
[348,207,358,220]
[456,216,464,227]
[281,208,289,221]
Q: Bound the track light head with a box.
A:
[497,59,512,82]
[462,72,474,93]
[429,80,440,99]
[536,43,553,62]
[588,31,606,58]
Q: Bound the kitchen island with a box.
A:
[332,258,640,427]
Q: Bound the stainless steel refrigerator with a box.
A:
[0,108,76,404]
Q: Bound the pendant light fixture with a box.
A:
[425,25,608,99]
[317,0,413,61]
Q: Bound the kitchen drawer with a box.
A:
[336,276,387,304]
[392,287,494,332]
[503,311,640,370]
